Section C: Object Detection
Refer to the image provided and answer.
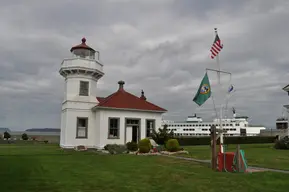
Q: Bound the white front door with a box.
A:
[126,126,132,143]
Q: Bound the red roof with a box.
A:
[95,81,167,112]
[70,37,95,52]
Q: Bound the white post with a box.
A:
[217,54,221,85]
[220,104,224,153]
[215,28,224,153]
[215,28,221,85]
[287,107,289,137]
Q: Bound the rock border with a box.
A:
[74,145,88,151]
[127,150,189,156]
[160,150,189,155]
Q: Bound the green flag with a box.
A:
[193,72,211,106]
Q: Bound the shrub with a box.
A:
[138,138,152,153]
[21,133,28,140]
[151,124,174,145]
[166,139,180,152]
[126,141,138,151]
[3,131,11,140]
[104,144,127,154]
[44,140,48,144]
[144,138,152,148]
[139,145,150,153]
[274,136,289,150]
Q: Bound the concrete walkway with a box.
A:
[161,154,289,174]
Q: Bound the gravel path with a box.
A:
[161,154,289,174]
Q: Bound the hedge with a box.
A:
[177,136,277,146]
[0,140,48,145]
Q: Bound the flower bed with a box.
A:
[94,139,189,156]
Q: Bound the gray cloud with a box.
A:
[0,0,288,130]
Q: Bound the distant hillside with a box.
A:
[25,128,60,132]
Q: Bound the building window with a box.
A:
[76,117,88,138]
[79,81,89,96]
[126,119,139,125]
[108,118,119,139]
[146,119,155,137]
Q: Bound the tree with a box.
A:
[274,136,289,150]
[151,124,174,145]
[3,131,11,140]
[22,133,28,140]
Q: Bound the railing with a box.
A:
[61,58,103,72]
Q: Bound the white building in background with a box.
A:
[59,38,167,149]
[162,112,266,137]
[265,84,289,138]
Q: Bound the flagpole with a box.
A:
[215,28,221,85]
[215,28,224,153]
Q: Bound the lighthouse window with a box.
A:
[79,81,89,96]
[80,51,86,58]
[76,117,88,138]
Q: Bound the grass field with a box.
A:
[1,143,289,192]
[181,143,289,170]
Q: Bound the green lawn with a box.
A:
[182,143,289,170]
[1,143,289,192]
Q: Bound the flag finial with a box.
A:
[210,28,223,59]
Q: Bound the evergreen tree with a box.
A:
[151,124,174,145]
[4,131,11,140]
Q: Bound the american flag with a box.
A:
[210,33,223,59]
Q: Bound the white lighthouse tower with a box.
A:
[59,38,104,148]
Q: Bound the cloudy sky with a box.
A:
[1,0,289,130]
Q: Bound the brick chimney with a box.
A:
[118,80,125,90]
[140,89,147,100]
